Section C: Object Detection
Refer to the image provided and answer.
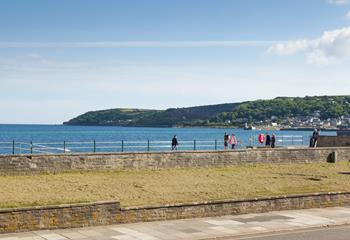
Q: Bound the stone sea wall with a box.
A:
[0,147,350,175]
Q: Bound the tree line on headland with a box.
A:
[64,95,350,128]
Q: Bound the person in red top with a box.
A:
[229,133,237,149]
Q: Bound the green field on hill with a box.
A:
[0,162,350,209]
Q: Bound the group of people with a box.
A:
[224,132,237,149]
[172,133,239,151]
[172,132,281,151]
[264,133,276,148]
[170,129,321,151]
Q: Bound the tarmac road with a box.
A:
[226,225,350,240]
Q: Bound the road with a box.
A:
[225,225,350,240]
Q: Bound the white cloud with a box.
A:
[327,0,348,5]
[266,40,308,56]
[268,26,350,64]
[0,41,276,48]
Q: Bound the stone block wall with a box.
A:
[0,201,120,233]
[1,192,350,233]
[119,192,350,224]
[338,130,350,136]
[317,136,350,147]
[0,147,350,175]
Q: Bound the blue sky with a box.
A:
[1,0,350,123]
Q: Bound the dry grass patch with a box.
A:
[0,162,350,208]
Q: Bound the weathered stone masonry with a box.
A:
[318,136,350,147]
[0,201,120,233]
[1,192,350,233]
[0,147,350,175]
[1,148,350,233]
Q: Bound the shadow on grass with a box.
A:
[279,173,328,180]
[305,177,322,181]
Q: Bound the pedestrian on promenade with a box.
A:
[265,133,271,147]
[224,132,229,150]
[271,134,276,148]
[171,135,178,150]
[312,129,320,147]
[309,136,314,147]
[229,133,237,149]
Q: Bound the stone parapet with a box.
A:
[0,147,350,175]
[317,136,350,147]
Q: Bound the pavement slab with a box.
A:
[2,207,350,240]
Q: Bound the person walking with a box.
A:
[312,129,320,147]
[229,133,237,149]
[271,134,276,148]
[171,135,178,150]
[309,136,314,147]
[265,133,271,147]
[224,132,229,150]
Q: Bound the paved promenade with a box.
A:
[1,207,350,240]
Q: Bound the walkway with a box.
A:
[1,207,350,240]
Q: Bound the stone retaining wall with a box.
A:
[119,192,350,224]
[0,201,120,233]
[338,130,350,137]
[318,136,350,147]
[1,192,350,233]
[1,147,350,175]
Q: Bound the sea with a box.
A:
[0,124,336,155]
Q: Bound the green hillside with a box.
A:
[65,103,238,127]
[64,96,350,127]
[64,108,160,126]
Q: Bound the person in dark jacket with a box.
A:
[265,133,271,147]
[271,134,276,148]
[224,132,229,150]
[309,136,314,147]
[171,135,178,150]
[312,129,320,147]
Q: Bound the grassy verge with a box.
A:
[0,162,350,209]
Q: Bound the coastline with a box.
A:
[280,127,338,132]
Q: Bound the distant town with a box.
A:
[243,110,350,131]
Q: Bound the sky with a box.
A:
[1,0,350,124]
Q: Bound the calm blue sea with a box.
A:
[0,124,336,154]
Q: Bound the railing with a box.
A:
[277,135,305,146]
[248,135,305,146]
[0,135,308,155]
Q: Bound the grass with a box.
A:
[0,162,350,209]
